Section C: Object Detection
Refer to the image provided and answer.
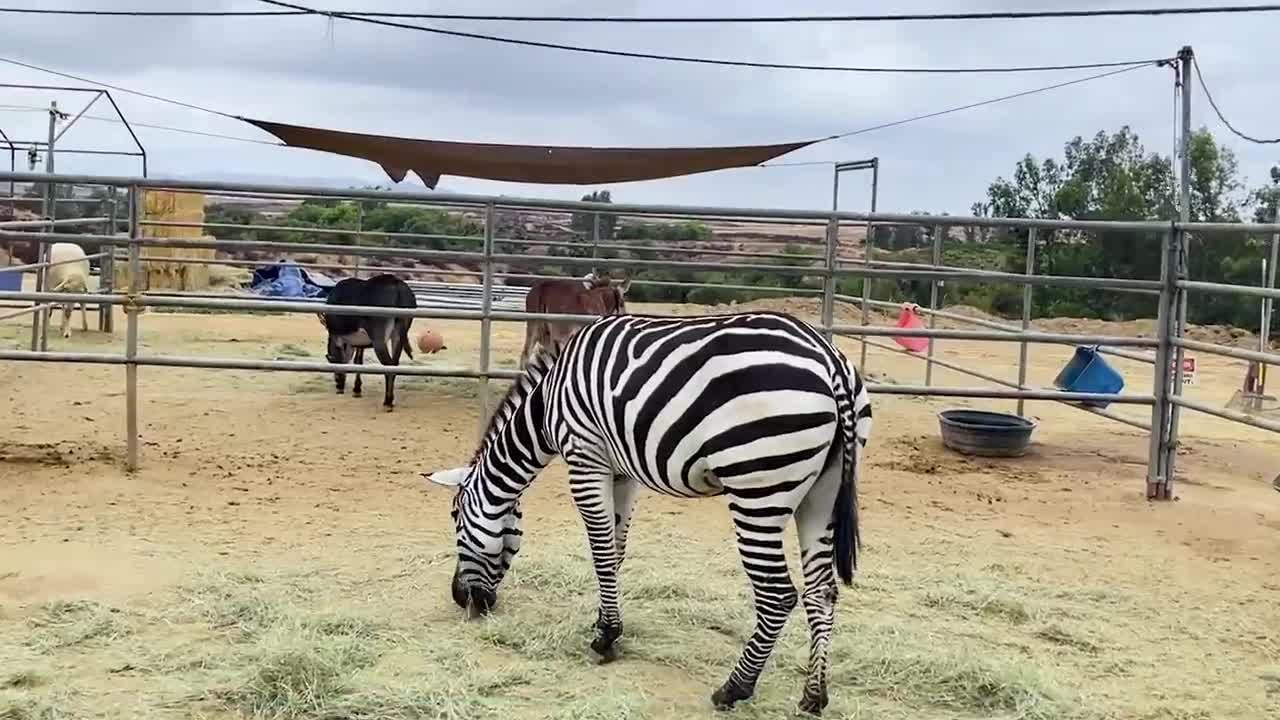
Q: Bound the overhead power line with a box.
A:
[1191,58,1280,144]
[0,56,234,118]
[0,6,305,16]
[3,4,1279,22]
[823,63,1158,141]
[257,1,1169,74]
[0,54,1163,160]
[0,103,283,146]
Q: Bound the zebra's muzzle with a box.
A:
[467,586,496,619]
[452,570,496,619]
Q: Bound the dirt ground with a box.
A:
[1,297,1278,719]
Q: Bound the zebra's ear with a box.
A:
[428,465,469,488]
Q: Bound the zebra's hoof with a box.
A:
[590,624,622,657]
[711,679,755,710]
[798,687,828,715]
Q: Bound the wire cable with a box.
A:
[258,1,1170,74]
[0,55,1164,161]
[1192,57,1280,144]
[0,104,284,146]
[0,6,306,16]
[0,56,235,118]
[751,63,1162,165]
[822,62,1159,140]
[3,4,1279,22]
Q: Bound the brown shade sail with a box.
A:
[240,117,819,189]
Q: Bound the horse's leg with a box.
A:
[518,320,538,369]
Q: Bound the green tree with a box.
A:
[570,189,617,243]
[978,125,1270,327]
[1251,164,1280,223]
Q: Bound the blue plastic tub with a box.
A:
[0,267,20,292]
[1053,345,1124,408]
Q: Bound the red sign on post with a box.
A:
[1173,355,1197,386]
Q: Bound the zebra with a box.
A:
[427,310,872,715]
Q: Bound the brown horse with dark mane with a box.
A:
[518,272,631,368]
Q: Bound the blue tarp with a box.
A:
[249,260,338,299]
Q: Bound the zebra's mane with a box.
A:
[469,341,563,466]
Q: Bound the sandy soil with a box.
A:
[1,298,1278,719]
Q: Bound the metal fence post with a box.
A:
[859,225,873,374]
[1162,224,1190,497]
[925,225,944,386]
[591,211,601,275]
[125,185,141,471]
[1147,228,1179,499]
[1263,232,1277,354]
[31,102,59,352]
[477,202,495,441]
[1016,228,1038,417]
[1160,45,1195,498]
[99,196,117,333]
[821,216,838,340]
[353,202,364,279]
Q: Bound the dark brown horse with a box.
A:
[518,272,631,368]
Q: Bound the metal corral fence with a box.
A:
[0,207,120,341]
[1,170,1277,502]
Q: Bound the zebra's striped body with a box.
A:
[429,311,872,714]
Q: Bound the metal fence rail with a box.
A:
[0,169,1276,501]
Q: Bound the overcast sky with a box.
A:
[0,1,1276,214]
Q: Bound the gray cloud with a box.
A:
[0,0,1276,213]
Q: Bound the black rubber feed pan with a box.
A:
[937,408,1037,458]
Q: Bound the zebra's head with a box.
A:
[428,464,524,618]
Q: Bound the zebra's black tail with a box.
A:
[832,362,872,586]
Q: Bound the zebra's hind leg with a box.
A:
[612,475,640,572]
[792,450,846,715]
[566,458,624,662]
[712,502,798,710]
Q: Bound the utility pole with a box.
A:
[1161,46,1195,499]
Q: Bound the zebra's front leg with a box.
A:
[713,502,798,710]
[567,462,623,662]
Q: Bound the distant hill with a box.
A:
[169,170,436,193]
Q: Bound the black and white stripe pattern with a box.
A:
[429,311,872,715]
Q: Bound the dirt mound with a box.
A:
[1032,316,1270,350]
[0,441,116,466]
[940,304,1004,324]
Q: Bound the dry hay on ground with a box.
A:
[1,302,1278,719]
